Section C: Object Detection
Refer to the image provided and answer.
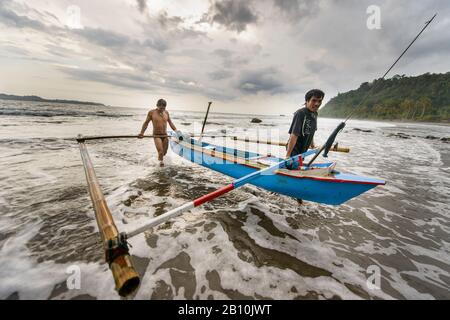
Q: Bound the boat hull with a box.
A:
[170,136,385,205]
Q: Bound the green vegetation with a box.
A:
[320,72,450,122]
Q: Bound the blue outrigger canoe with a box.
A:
[170,133,385,205]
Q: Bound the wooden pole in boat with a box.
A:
[78,138,140,296]
[125,152,303,238]
[229,137,350,153]
[199,101,212,142]
[191,135,350,153]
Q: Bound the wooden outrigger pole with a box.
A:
[193,135,350,153]
[230,136,349,153]
[78,134,170,141]
[77,135,140,297]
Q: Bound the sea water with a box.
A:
[0,100,449,299]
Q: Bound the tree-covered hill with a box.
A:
[320,72,450,122]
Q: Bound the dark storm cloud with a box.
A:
[74,28,131,48]
[62,67,200,94]
[138,13,206,52]
[60,66,234,100]
[1,45,30,57]
[237,68,287,94]
[62,68,152,90]
[157,11,184,28]
[212,49,250,69]
[207,0,258,33]
[44,44,76,58]
[208,69,234,80]
[0,43,57,65]
[305,60,336,74]
[375,5,450,64]
[136,0,147,14]
[0,3,47,31]
[73,14,200,55]
[212,49,233,58]
[142,38,169,52]
[273,0,320,22]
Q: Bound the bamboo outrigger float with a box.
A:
[77,135,140,296]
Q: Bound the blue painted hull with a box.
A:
[170,137,385,205]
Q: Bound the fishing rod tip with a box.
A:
[428,13,437,22]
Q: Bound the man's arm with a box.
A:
[167,112,177,131]
[286,111,304,158]
[138,111,152,138]
[286,134,298,158]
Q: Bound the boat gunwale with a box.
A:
[171,137,386,185]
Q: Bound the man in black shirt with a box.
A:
[286,89,324,204]
[286,89,324,159]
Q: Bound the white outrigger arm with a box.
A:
[124,150,307,238]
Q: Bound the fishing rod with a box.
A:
[307,13,437,167]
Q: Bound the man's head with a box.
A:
[156,98,167,110]
[305,89,324,113]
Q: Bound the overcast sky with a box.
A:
[0,0,448,114]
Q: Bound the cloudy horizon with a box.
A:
[0,0,449,114]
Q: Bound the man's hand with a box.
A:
[286,134,297,160]
[285,157,295,170]
[138,133,144,139]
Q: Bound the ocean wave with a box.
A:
[0,108,132,118]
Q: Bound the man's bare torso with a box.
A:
[150,109,169,135]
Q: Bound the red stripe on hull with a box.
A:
[276,172,386,185]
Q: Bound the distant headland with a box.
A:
[0,93,105,106]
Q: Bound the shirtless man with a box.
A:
[138,99,178,167]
